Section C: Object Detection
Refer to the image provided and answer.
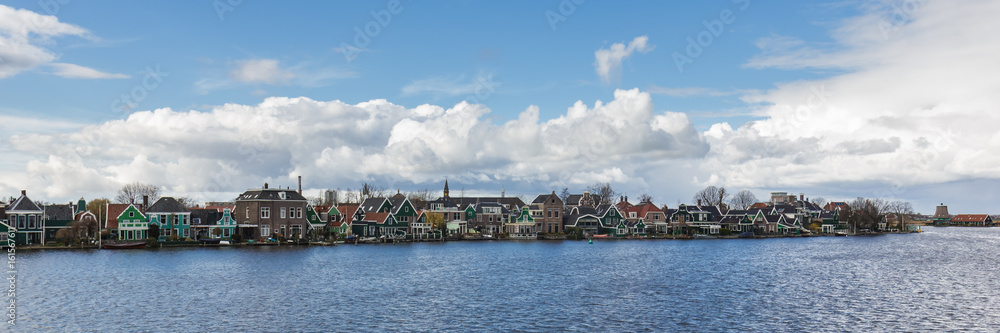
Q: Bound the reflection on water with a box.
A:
[14,227,1000,331]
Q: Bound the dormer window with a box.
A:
[279,192,287,200]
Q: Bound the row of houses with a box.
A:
[9,180,990,246]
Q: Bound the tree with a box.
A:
[147,224,160,240]
[425,212,446,236]
[212,227,223,238]
[175,197,197,208]
[587,183,616,206]
[728,190,757,210]
[115,182,160,204]
[71,217,99,241]
[847,197,888,231]
[811,197,828,209]
[693,186,729,207]
[87,198,111,226]
[885,200,914,230]
[360,182,387,201]
[407,189,432,210]
[56,229,73,244]
[638,193,653,204]
[559,187,570,208]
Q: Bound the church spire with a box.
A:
[444,179,450,199]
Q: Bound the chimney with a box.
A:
[298,176,302,194]
[800,193,804,201]
[697,199,702,206]
[21,190,26,197]
[142,195,149,210]
[264,182,269,189]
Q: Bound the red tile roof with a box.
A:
[362,212,391,224]
[951,214,991,222]
[105,204,133,230]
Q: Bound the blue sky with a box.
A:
[2,0,999,214]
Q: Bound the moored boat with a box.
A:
[693,234,718,239]
[102,242,147,249]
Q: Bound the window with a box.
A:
[223,229,231,237]
[182,216,189,225]
[246,207,250,219]
[261,207,270,218]
[281,207,287,218]
[17,215,25,229]
[453,213,461,220]
[297,208,303,218]
[280,225,287,237]
[261,224,270,237]
[129,211,135,217]
[28,215,36,229]
[183,229,189,237]
[630,212,637,218]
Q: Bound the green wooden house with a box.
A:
[116,204,148,240]
[6,190,45,245]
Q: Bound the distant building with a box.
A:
[234,182,310,240]
[932,204,951,226]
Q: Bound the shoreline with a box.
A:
[5,231,922,251]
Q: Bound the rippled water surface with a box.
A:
[13,227,1000,332]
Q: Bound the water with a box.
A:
[11,227,1000,332]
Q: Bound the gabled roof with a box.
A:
[361,197,389,213]
[824,202,849,211]
[749,202,769,209]
[362,212,392,224]
[473,202,510,214]
[146,197,188,214]
[8,193,42,212]
[44,204,75,221]
[105,203,136,230]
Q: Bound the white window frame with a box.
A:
[261,207,270,219]
[280,207,287,218]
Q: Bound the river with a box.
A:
[11,227,1000,332]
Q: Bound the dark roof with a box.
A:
[388,197,408,214]
[361,198,388,213]
[146,197,188,213]
[473,202,511,214]
[9,194,42,212]
[572,206,598,215]
[44,204,75,221]
[236,188,308,201]
[566,194,583,205]
[189,208,223,225]
[428,197,525,210]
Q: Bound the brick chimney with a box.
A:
[264,182,269,189]
[298,176,302,194]
[142,195,149,211]
[697,199,702,206]
[21,190,26,197]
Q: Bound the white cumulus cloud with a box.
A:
[594,35,653,83]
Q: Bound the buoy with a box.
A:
[589,238,593,244]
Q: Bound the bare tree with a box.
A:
[728,190,757,210]
[885,200,914,230]
[175,197,197,208]
[693,186,729,207]
[407,189,432,209]
[559,187,571,207]
[587,183,616,206]
[115,182,160,204]
[847,197,889,231]
[360,182,387,201]
[638,193,653,204]
[811,197,828,209]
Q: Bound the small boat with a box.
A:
[198,238,221,244]
[693,234,718,239]
[102,242,147,249]
[738,231,755,238]
[835,232,849,237]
